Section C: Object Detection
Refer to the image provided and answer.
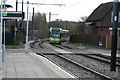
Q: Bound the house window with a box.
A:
[111,11,120,22]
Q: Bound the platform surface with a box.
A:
[2,49,75,79]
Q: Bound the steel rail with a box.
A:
[31,41,111,80]
[51,44,72,49]
[75,53,120,67]
[93,54,120,62]
[51,53,111,80]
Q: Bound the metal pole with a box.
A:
[111,0,119,71]
[0,0,3,69]
[20,0,23,42]
[14,0,18,47]
[32,7,34,40]
[3,4,5,47]
[22,0,23,12]
[49,12,51,23]
[3,21,5,47]
[15,0,18,44]
[2,20,5,62]
[2,1,6,62]
[65,21,67,29]
[25,1,29,53]
[48,12,51,29]
[2,0,7,63]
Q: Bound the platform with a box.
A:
[0,68,1,80]
[2,49,75,79]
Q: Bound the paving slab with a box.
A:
[2,49,75,79]
[0,68,1,80]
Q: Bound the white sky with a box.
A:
[5,0,113,22]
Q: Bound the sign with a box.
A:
[2,8,7,16]
[0,11,25,19]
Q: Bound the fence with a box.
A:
[4,32,14,45]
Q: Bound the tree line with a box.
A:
[5,12,87,45]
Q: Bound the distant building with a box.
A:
[85,2,120,49]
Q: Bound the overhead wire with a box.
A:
[63,0,87,10]
[53,0,88,21]
[56,0,87,17]
[41,0,47,4]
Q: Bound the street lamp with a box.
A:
[3,0,7,3]
[0,0,7,70]
[2,0,7,62]
[3,0,7,10]
[25,1,29,53]
[0,0,3,70]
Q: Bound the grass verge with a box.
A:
[70,43,95,49]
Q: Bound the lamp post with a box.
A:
[3,0,7,3]
[111,0,119,71]
[2,0,7,63]
[25,1,29,53]
[32,7,34,40]
[14,0,18,47]
[0,0,7,68]
[0,0,3,69]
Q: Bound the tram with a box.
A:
[61,29,69,42]
[49,27,69,44]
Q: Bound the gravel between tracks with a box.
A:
[44,54,120,80]
[33,42,120,80]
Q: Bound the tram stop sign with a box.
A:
[2,8,7,16]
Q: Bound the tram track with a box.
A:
[50,43,120,66]
[60,44,73,49]
[31,41,119,80]
[89,54,120,63]
[38,52,111,80]
[74,53,120,67]
[33,41,120,65]
[51,44,72,49]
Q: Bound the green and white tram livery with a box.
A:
[49,27,62,44]
[49,27,69,44]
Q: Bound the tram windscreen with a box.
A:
[51,29,60,37]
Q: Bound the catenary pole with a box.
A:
[49,12,51,23]
[15,0,18,43]
[22,0,23,12]
[14,0,18,47]
[32,7,34,40]
[111,0,119,71]
[20,0,24,42]
[25,1,29,53]
[48,12,51,28]
[2,20,5,62]
[21,0,23,36]
[0,0,3,69]
[3,0,7,62]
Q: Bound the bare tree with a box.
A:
[31,12,48,39]
[80,16,88,22]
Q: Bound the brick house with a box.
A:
[85,2,120,49]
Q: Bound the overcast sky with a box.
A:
[5,0,113,22]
